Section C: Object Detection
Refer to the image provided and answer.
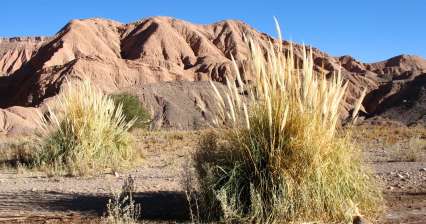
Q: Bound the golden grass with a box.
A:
[352,124,426,145]
[196,21,382,223]
[33,80,138,176]
[406,136,426,161]
[390,135,426,162]
[132,129,200,153]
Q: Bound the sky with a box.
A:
[1,0,425,62]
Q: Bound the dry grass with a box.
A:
[103,176,141,224]
[32,80,139,176]
[406,136,426,161]
[133,129,200,153]
[0,138,33,167]
[196,21,382,223]
[352,124,426,145]
[392,135,426,162]
[351,124,426,162]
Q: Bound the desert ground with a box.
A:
[1,16,426,223]
[0,124,424,223]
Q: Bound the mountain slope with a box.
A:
[0,37,50,75]
[0,16,425,135]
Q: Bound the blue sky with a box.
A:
[2,0,425,62]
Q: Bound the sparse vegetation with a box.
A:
[352,124,426,145]
[196,23,382,223]
[103,175,141,224]
[392,135,426,162]
[351,125,426,162]
[0,138,33,167]
[33,80,138,176]
[110,93,151,129]
[406,136,426,161]
[182,160,202,224]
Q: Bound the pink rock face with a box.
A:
[0,106,40,136]
[0,16,425,135]
[0,37,50,75]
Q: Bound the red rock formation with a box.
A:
[0,16,425,135]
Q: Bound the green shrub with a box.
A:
[34,80,137,176]
[110,93,150,129]
[196,23,382,223]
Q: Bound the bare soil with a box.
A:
[0,127,425,223]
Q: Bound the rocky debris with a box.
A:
[0,16,425,133]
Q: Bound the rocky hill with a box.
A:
[0,16,425,136]
[0,37,51,75]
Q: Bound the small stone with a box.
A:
[31,188,37,192]
[420,168,426,172]
[397,174,404,179]
[114,172,119,177]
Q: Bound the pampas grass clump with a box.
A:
[34,80,136,175]
[197,22,382,223]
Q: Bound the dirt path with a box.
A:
[0,128,425,223]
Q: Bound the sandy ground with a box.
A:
[0,126,425,223]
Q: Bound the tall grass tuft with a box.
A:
[34,80,137,175]
[197,21,382,223]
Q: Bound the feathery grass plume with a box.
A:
[352,88,367,123]
[197,20,382,223]
[34,80,137,176]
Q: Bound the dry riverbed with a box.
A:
[0,126,425,223]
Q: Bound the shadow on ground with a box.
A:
[0,190,191,221]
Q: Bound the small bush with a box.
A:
[196,22,382,223]
[0,139,33,167]
[103,176,141,224]
[110,94,150,129]
[406,136,426,161]
[34,80,137,176]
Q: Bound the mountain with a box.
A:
[0,16,425,136]
[0,37,51,75]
